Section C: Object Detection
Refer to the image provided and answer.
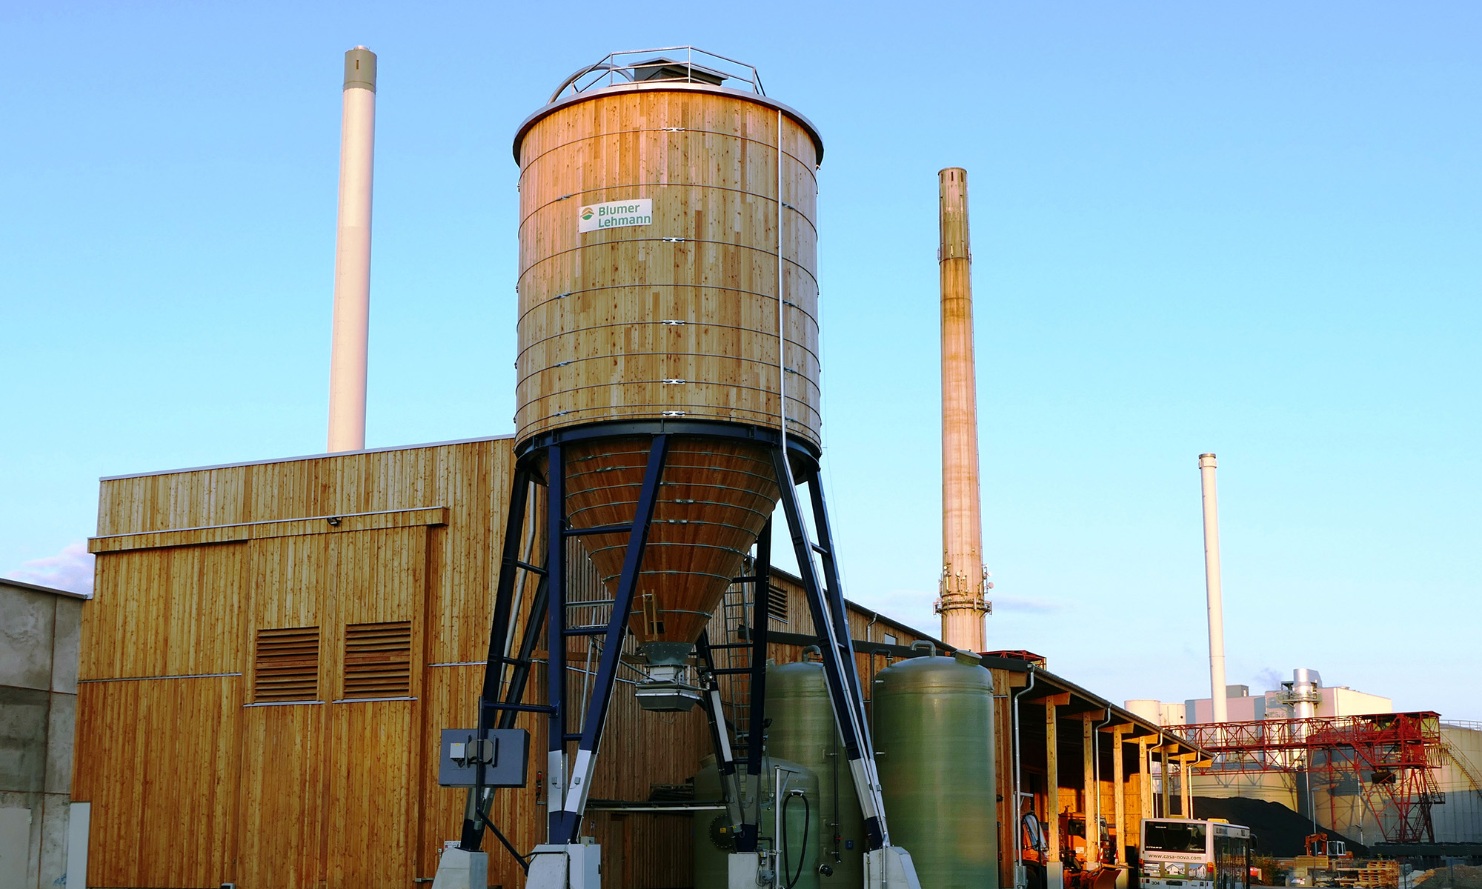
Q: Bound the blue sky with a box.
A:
[2,3,1477,718]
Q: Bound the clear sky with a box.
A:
[2,3,1477,719]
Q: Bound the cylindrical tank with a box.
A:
[512,57,825,654]
[873,653,998,888]
[693,756,821,889]
[766,661,864,886]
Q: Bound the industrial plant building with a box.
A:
[72,436,1205,888]
[1132,671,1482,856]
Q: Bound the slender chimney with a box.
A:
[1199,453,1228,722]
[327,46,377,452]
[937,168,990,651]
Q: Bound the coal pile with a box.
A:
[1193,797,1370,858]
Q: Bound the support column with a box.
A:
[1046,701,1061,864]
[1112,726,1129,866]
[1178,754,1195,819]
[1138,738,1152,823]
[1161,749,1171,819]
[1082,715,1096,865]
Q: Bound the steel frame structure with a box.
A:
[454,419,899,867]
[1180,712,1443,844]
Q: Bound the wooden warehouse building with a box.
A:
[73,435,1202,889]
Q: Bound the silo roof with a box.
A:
[512,49,824,164]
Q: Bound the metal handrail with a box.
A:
[549,46,765,102]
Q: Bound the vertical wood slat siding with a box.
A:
[72,676,241,888]
[327,702,414,887]
[79,542,247,680]
[236,704,325,889]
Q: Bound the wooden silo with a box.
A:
[509,57,826,659]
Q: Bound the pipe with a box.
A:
[1092,707,1112,864]
[937,167,988,651]
[776,109,788,454]
[1199,453,1228,723]
[327,46,377,452]
[1012,666,1037,887]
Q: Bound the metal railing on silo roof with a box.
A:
[548,46,767,102]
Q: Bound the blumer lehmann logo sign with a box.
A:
[578,198,652,233]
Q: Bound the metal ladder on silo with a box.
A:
[694,551,771,765]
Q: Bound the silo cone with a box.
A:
[766,661,865,885]
[873,654,998,888]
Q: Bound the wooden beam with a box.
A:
[1112,726,1129,866]
[1083,715,1098,865]
[1138,737,1153,822]
[1161,749,1172,818]
[996,683,1017,889]
[1028,691,1072,708]
[1176,753,1197,817]
[1046,701,1061,862]
[88,506,449,553]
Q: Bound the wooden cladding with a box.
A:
[513,88,823,448]
[343,621,412,699]
[254,626,321,703]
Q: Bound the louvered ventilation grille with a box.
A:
[766,584,789,622]
[254,626,320,703]
[343,621,412,699]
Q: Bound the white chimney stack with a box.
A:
[1199,453,1228,723]
[327,46,377,452]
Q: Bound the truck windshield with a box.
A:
[1143,822,1208,853]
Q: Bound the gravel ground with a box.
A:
[1414,865,1482,889]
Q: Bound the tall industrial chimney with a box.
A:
[326,46,377,452]
[1199,453,1228,723]
[937,168,990,651]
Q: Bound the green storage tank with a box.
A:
[873,652,998,888]
[766,661,866,886]
[693,755,822,889]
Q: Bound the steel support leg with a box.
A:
[549,434,670,842]
[460,465,537,851]
[545,443,569,840]
[768,447,892,851]
[739,519,773,852]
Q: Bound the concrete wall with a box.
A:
[1322,687,1393,718]
[1435,724,1482,843]
[0,579,84,889]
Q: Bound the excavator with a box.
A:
[1022,811,1122,889]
